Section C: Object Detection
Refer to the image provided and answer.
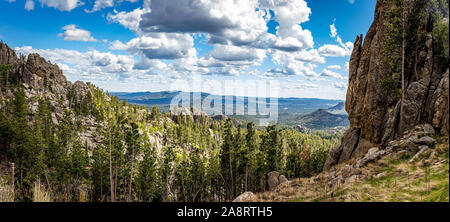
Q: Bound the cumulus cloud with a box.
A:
[108,40,128,50]
[105,0,323,78]
[294,81,319,89]
[14,45,162,81]
[139,1,263,34]
[332,82,348,90]
[318,44,348,57]
[124,33,194,60]
[208,45,266,63]
[85,0,113,13]
[86,0,139,13]
[327,65,341,70]
[25,0,35,10]
[107,7,147,33]
[137,0,314,52]
[58,24,97,42]
[318,21,353,57]
[320,69,345,80]
[24,0,84,12]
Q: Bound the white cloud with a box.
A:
[260,0,313,49]
[208,45,266,64]
[332,82,348,90]
[108,40,128,50]
[318,21,353,57]
[330,23,337,38]
[107,7,148,33]
[85,0,113,13]
[24,0,84,12]
[13,46,153,82]
[137,0,314,53]
[125,33,194,60]
[327,65,341,70]
[86,0,139,13]
[294,81,319,89]
[25,0,35,10]
[320,69,345,80]
[348,0,355,4]
[58,24,96,42]
[318,44,349,57]
[344,61,349,71]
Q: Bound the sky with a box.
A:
[0,0,376,100]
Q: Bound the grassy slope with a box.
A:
[252,139,449,202]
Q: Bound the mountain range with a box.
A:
[110,91,348,130]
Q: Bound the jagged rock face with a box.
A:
[326,0,449,170]
[0,42,95,146]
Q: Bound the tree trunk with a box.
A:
[229,152,233,200]
[109,125,115,202]
[400,1,406,134]
[128,144,135,202]
[11,162,14,201]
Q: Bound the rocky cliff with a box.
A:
[324,0,449,170]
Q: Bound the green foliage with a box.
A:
[0,82,340,202]
[0,64,12,90]
[432,19,449,66]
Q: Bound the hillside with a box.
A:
[111,90,345,129]
[241,134,449,202]
[324,0,449,170]
[0,42,341,202]
[294,109,349,130]
[234,0,449,202]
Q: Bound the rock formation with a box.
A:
[324,0,449,170]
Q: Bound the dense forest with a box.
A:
[0,63,340,202]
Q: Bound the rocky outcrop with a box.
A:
[267,171,289,191]
[324,0,449,170]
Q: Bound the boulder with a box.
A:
[408,145,431,163]
[279,175,288,185]
[355,147,385,168]
[233,192,255,202]
[267,171,279,191]
[416,136,436,146]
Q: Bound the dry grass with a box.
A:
[253,139,449,202]
[0,177,14,202]
[33,180,53,202]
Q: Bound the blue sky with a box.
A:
[0,0,376,99]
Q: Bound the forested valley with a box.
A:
[0,53,340,202]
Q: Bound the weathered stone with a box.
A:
[278,175,288,185]
[393,150,410,159]
[375,172,387,179]
[267,171,279,191]
[329,175,343,188]
[416,136,436,146]
[330,0,449,169]
[409,145,431,163]
[323,145,342,171]
[323,128,360,171]
[345,175,361,184]
[233,192,255,202]
[355,147,385,168]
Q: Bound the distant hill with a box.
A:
[295,109,349,130]
[110,91,347,129]
[327,101,346,115]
